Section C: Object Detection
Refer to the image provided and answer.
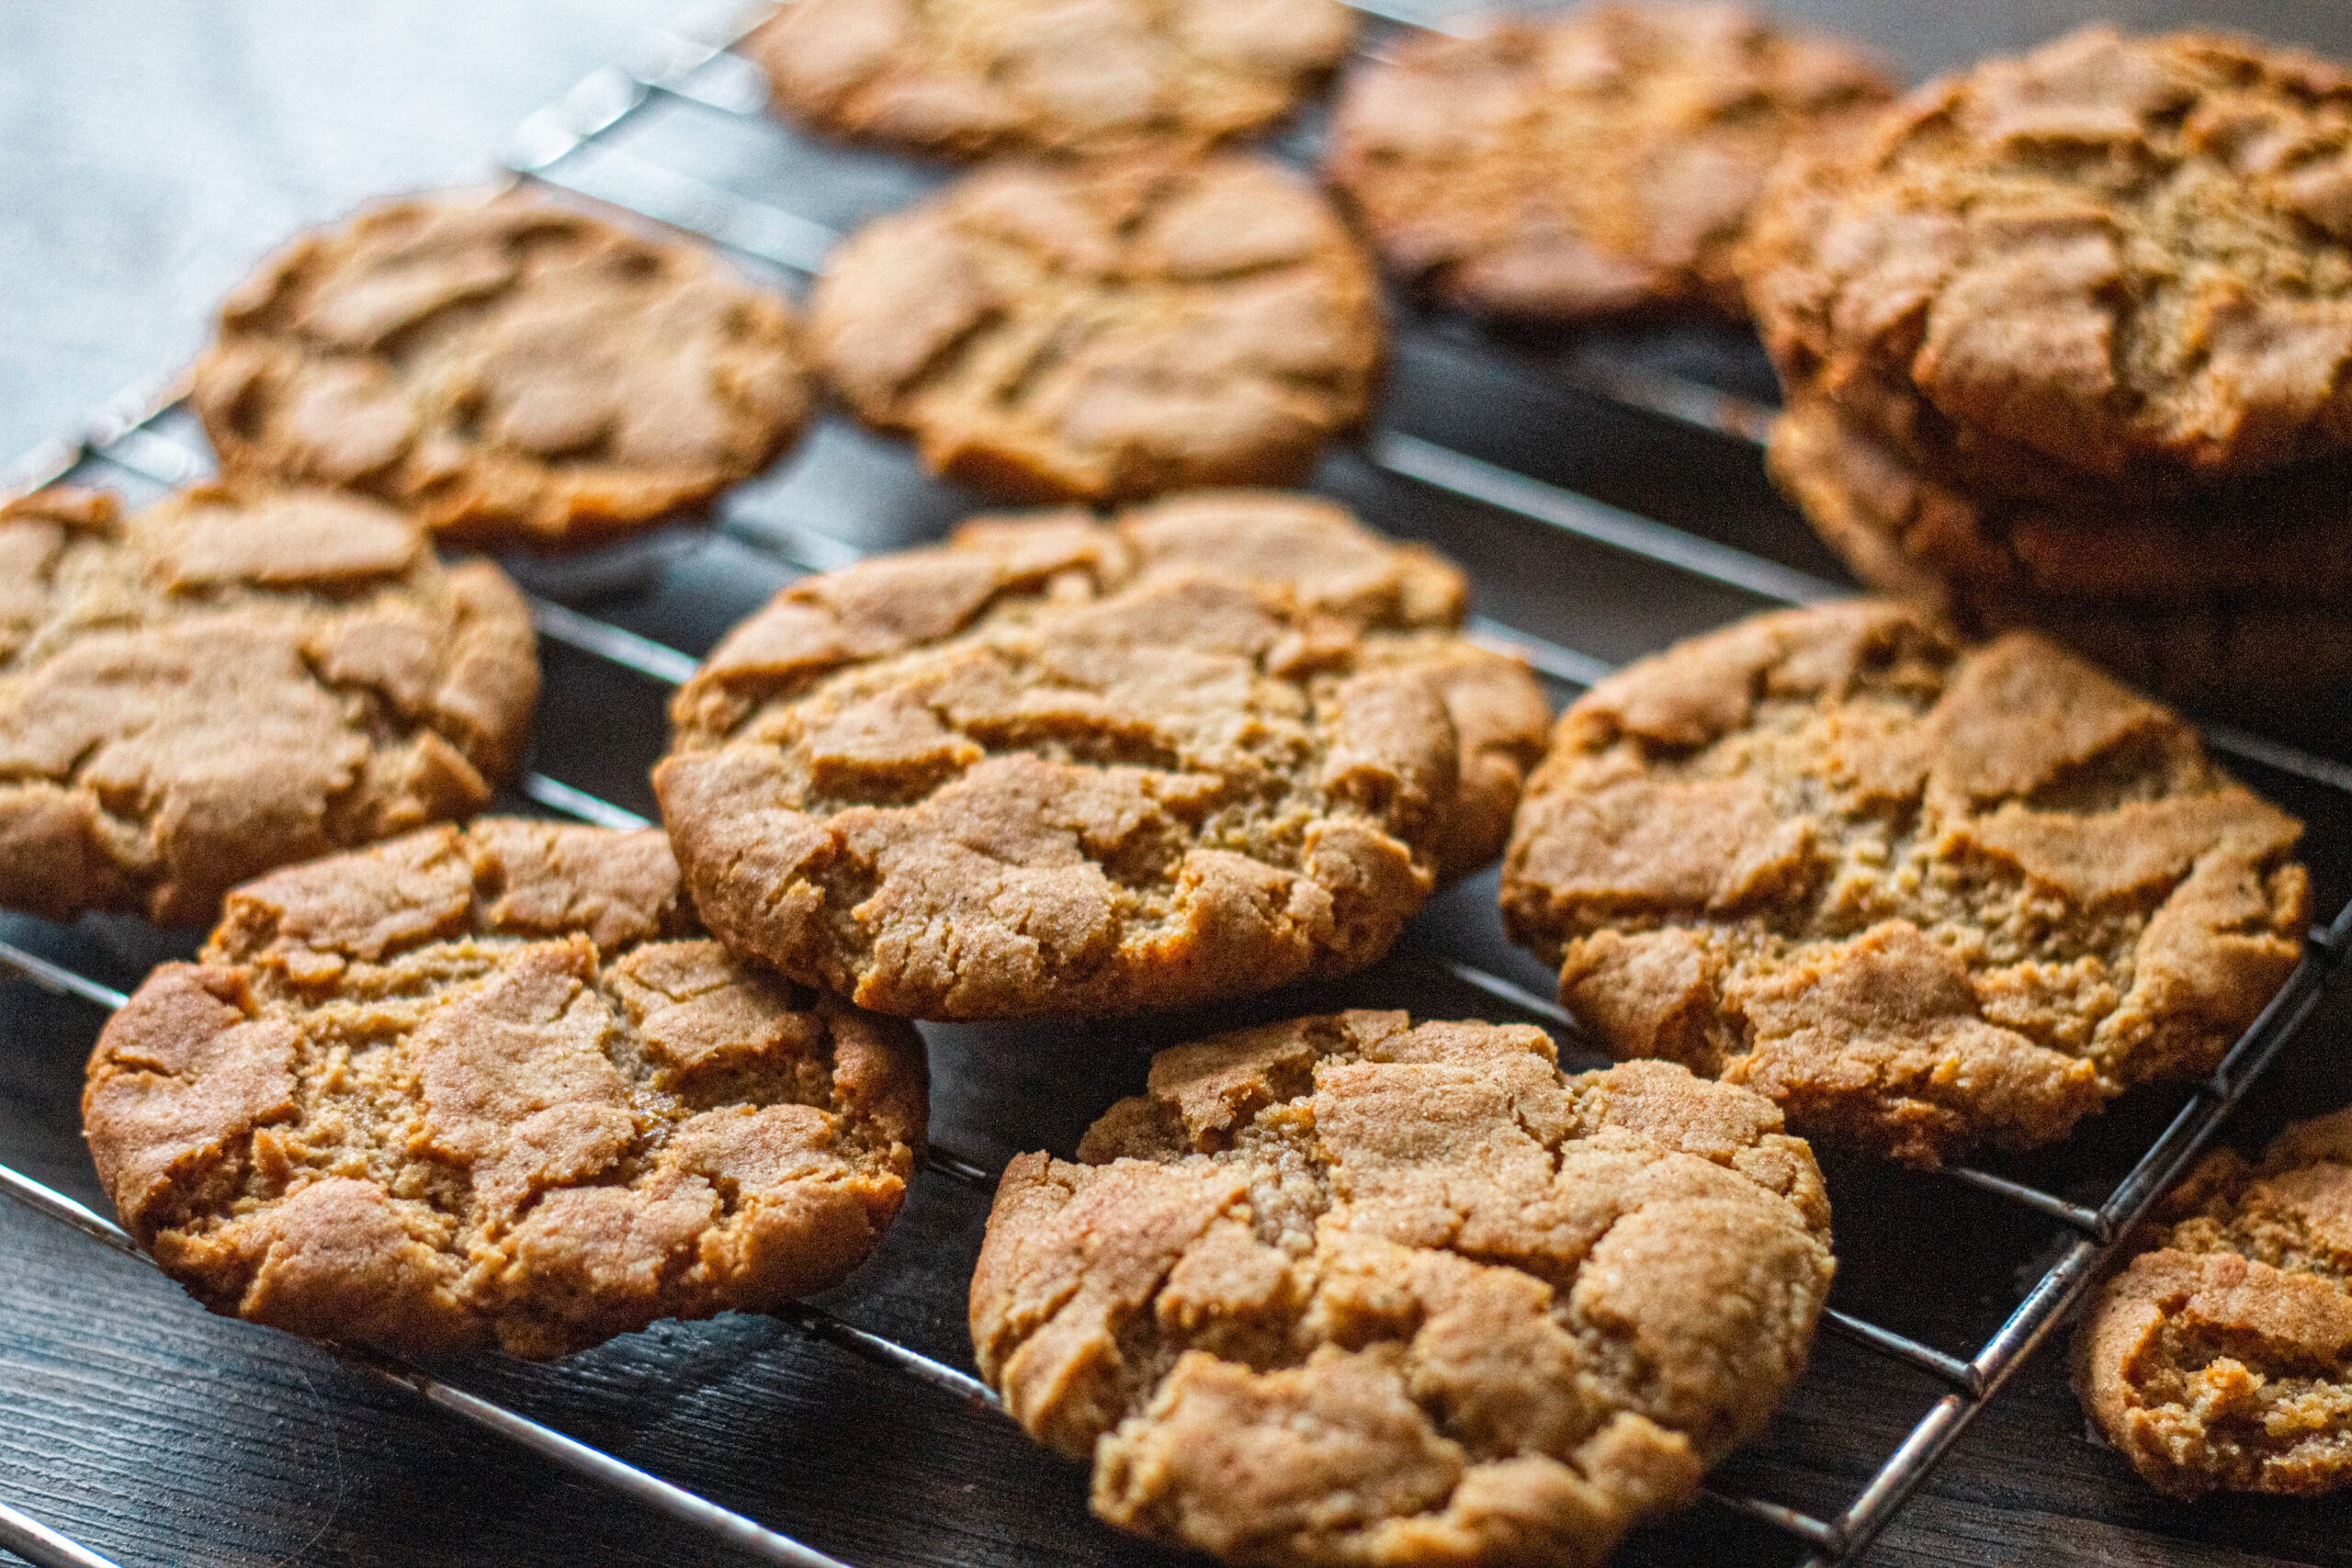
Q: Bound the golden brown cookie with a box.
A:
[1325,4,1891,321]
[1499,602,2310,1168]
[1768,397,2352,703]
[971,1010,1835,1568]
[747,0,1355,161]
[83,820,928,1359]
[0,484,536,926]
[2076,1104,2352,1498]
[1744,26,2352,501]
[193,192,815,551]
[808,153,1384,502]
[655,493,1549,1021]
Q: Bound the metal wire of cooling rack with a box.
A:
[3,7,2351,1567]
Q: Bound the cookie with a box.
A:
[1325,4,1891,321]
[83,820,928,1359]
[1499,602,2310,1167]
[0,484,536,926]
[193,192,814,551]
[1744,26,2352,501]
[655,492,1549,1021]
[1769,398,2352,702]
[2076,1103,2352,1498]
[747,0,1355,161]
[808,153,1384,503]
[971,1010,1835,1567]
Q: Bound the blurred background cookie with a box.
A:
[746,0,1355,160]
[810,152,1384,502]
[972,1011,1834,1567]
[1500,602,2310,1166]
[0,484,536,925]
[656,494,1547,1020]
[194,192,814,551]
[2076,1102,2352,1498]
[1326,3,1891,321]
[83,820,928,1359]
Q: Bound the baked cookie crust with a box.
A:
[0,485,536,926]
[193,193,814,551]
[1325,3,1890,321]
[2077,1104,2352,1498]
[808,153,1384,503]
[655,492,1549,1021]
[1500,602,2310,1167]
[747,0,1355,161]
[1745,25,2352,499]
[83,820,928,1359]
[971,1010,1834,1568]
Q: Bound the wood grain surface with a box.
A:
[4,5,2352,1567]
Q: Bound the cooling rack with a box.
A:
[4,5,2351,1566]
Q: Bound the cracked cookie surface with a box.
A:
[749,0,1355,161]
[971,1010,1834,1568]
[193,193,814,550]
[2077,1104,2352,1497]
[0,485,536,925]
[1500,602,2309,1167]
[1767,396,2352,702]
[83,820,928,1359]
[1326,3,1890,321]
[1744,25,2352,500]
[809,153,1383,503]
[655,492,1549,1021]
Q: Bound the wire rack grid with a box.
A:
[2,6,2350,1567]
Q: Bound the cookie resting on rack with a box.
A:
[1767,395,2352,702]
[971,1010,1835,1568]
[808,153,1384,503]
[654,491,1550,1020]
[2076,1102,2352,1498]
[1742,25,2352,502]
[1499,602,2310,1168]
[82,820,928,1359]
[1326,2,1891,321]
[748,0,1356,161]
[0,485,536,926]
[193,192,814,551]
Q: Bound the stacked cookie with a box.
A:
[1745,26,2352,701]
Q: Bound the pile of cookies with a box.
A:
[11,1,2347,1562]
[1743,26,2352,703]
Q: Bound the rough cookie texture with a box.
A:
[1325,4,1891,321]
[656,493,1548,1021]
[749,0,1355,160]
[971,1012,1835,1568]
[1768,397,2352,702]
[83,821,927,1359]
[1500,603,2310,1167]
[809,153,1383,502]
[2077,1104,2352,1497]
[0,485,536,926]
[193,193,814,550]
[1744,26,2352,499]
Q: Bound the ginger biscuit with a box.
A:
[1326,4,1891,321]
[1500,602,2310,1167]
[971,1010,1835,1567]
[83,820,928,1359]
[655,493,1549,1021]
[808,153,1384,503]
[2077,1103,2352,1498]
[193,193,814,550]
[1744,26,2352,500]
[747,0,1355,161]
[0,484,536,926]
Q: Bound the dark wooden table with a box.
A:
[5,5,2350,1566]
